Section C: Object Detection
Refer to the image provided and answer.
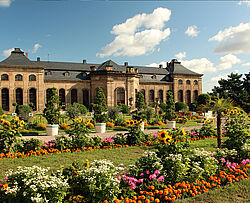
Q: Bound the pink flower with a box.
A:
[4,177,8,180]
[130,185,136,189]
[154,170,160,175]
[241,159,250,165]
[138,179,143,183]
[149,174,157,180]
[117,175,121,180]
[140,173,144,176]
[220,158,226,163]
[152,133,158,138]
[222,130,227,134]
[157,176,164,182]
[146,170,150,174]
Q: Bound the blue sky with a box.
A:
[0,0,250,92]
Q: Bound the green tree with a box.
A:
[209,98,233,148]
[164,91,176,121]
[211,73,249,113]
[43,87,61,124]
[92,87,108,123]
[135,91,146,111]
[175,102,187,112]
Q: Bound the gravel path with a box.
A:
[22,125,202,143]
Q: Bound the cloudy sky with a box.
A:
[0,0,249,92]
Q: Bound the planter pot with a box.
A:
[140,122,145,131]
[46,124,59,136]
[167,121,176,129]
[95,123,106,133]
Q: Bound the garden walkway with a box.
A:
[23,125,202,143]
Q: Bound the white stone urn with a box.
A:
[167,121,176,129]
[140,122,145,131]
[46,124,59,136]
[95,123,106,133]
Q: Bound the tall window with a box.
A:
[178,90,183,102]
[178,79,183,84]
[15,74,23,81]
[1,74,8,81]
[59,89,66,107]
[16,88,23,105]
[1,88,9,111]
[194,80,198,85]
[46,89,50,103]
[29,74,36,81]
[186,90,191,105]
[82,89,89,108]
[29,88,37,110]
[71,89,78,104]
[186,80,191,85]
[149,90,155,102]
[140,89,145,99]
[194,90,198,101]
[158,90,163,103]
[116,87,125,105]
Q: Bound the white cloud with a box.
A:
[181,58,216,73]
[97,7,171,57]
[242,62,250,66]
[175,51,186,60]
[147,61,166,67]
[32,43,42,53]
[217,54,241,70]
[238,0,250,6]
[0,0,12,7]
[209,22,250,54]
[185,25,199,37]
[2,48,14,57]
[210,73,230,82]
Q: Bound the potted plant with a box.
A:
[164,91,176,129]
[43,88,61,136]
[92,87,108,133]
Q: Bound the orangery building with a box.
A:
[0,48,203,113]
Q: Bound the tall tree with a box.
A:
[135,91,146,111]
[211,73,249,113]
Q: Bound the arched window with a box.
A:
[1,88,9,111]
[16,88,23,105]
[149,90,155,102]
[29,74,36,81]
[140,89,145,99]
[46,89,50,103]
[186,90,191,105]
[1,74,8,81]
[15,74,23,81]
[71,89,78,104]
[116,87,125,105]
[194,80,198,85]
[158,90,163,103]
[194,90,198,101]
[186,80,191,85]
[178,79,183,85]
[59,89,66,107]
[178,90,183,102]
[82,89,89,108]
[29,88,37,110]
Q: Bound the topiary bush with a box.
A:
[16,105,31,122]
[175,102,187,112]
[66,103,88,119]
[135,91,146,110]
[118,104,130,114]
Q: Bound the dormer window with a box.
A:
[15,74,23,81]
[1,74,8,81]
[64,71,70,76]
[45,71,52,76]
[152,74,156,79]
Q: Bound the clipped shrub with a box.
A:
[16,105,31,122]
[197,93,211,106]
[108,107,120,122]
[0,107,4,116]
[135,91,146,110]
[175,102,187,112]
[66,103,88,120]
[118,104,130,114]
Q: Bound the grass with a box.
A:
[178,179,250,203]
[0,146,148,179]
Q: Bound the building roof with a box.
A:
[0,48,202,77]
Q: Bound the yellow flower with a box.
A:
[19,120,25,127]
[85,159,90,169]
[158,130,168,140]
[1,114,7,119]
[3,121,10,127]
[129,120,134,125]
[0,119,4,125]
[181,128,186,136]
[125,120,130,126]
[163,135,172,145]
[78,117,83,122]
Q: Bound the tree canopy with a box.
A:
[211,73,249,113]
